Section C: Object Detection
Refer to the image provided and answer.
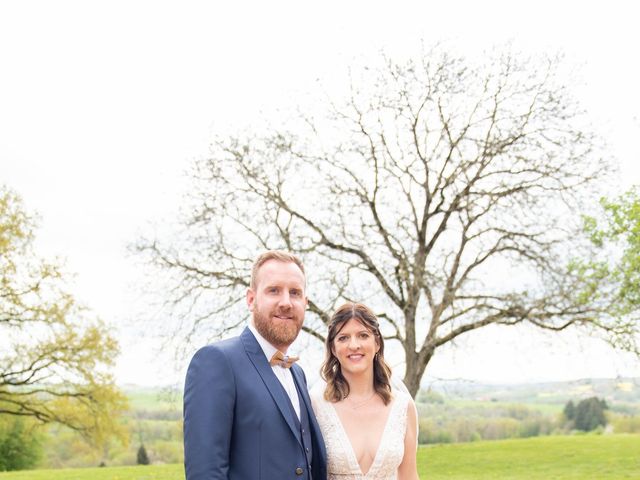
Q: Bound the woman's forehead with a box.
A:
[335,317,372,334]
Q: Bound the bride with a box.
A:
[311,303,419,480]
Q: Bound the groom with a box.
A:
[183,250,327,479]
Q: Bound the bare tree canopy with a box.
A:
[137,46,630,396]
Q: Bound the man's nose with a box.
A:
[278,292,292,308]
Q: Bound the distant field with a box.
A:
[1,434,638,479]
[442,398,563,415]
[125,386,181,411]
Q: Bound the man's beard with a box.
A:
[253,305,302,349]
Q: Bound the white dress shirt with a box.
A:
[248,324,301,420]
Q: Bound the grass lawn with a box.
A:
[1,434,638,479]
[418,433,640,479]
[0,464,184,480]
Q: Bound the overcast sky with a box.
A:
[1,1,639,387]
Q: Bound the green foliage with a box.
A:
[610,413,640,433]
[0,186,129,448]
[42,387,183,469]
[563,400,575,420]
[414,378,640,445]
[577,187,640,352]
[573,397,608,432]
[417,399,556,444]
[136,445,150,465]
[0,417,42,471]
[563,396,608,431]
[592,190,640,307]
[416,389,444,404]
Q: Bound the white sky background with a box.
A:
[1,1,639,387]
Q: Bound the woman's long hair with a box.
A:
[321,302,393,405]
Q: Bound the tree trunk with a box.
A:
[403,348,433,398]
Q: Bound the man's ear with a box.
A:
[246,288,255,311]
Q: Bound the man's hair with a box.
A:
[250,250,306,289]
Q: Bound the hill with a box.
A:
[422,376,640,406]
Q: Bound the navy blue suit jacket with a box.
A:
[183,327,327,479]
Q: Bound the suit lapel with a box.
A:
[292,366,327,465]
[290,366,312,415]
[241,328,302,444]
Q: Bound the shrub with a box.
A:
[0,417,42,471]
[137,444,150,465]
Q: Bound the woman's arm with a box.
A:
[398,398,420,480]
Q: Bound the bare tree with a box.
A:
[137,47,629,396]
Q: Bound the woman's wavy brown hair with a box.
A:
[321,302,393,405]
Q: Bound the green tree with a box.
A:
[137,444,150,465]
[563,400,576,421]
[577,188,640,352]
[0,417,42,471]
[573,397,608,432]
[137,46,620,396]
[0,187,129,448]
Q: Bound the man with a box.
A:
[183,250,327,479]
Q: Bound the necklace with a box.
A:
[346,391,377,410]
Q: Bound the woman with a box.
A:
[312,303,419,480]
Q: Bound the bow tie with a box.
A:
[270,351,299,368]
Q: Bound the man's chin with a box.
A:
[275,328,301,346]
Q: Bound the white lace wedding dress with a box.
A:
[312,391,409,480]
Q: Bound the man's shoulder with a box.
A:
[212,334,244,348]
[196,335,243,354]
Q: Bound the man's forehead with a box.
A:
[255,260,305,285]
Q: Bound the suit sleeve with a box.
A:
[184,345,235,480]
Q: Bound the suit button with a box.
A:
[295,467,304,475]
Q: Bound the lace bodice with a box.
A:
[312,391,409,480]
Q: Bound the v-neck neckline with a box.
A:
[329,397,396,477]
